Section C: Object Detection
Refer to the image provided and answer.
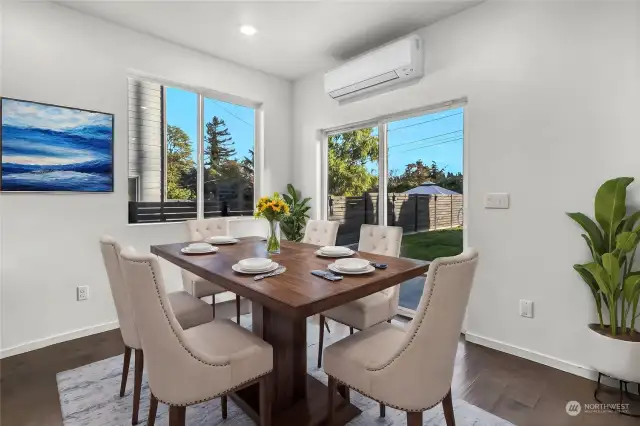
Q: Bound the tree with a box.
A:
[166,125,195,200]
[388,160,445,193]
[204,116,236,179]
[240,149,254,187]
[328,128,379,196]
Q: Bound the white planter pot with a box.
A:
[587,325,640,383]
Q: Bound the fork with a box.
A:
[254,266,287,281]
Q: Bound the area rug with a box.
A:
[57,317,514,426]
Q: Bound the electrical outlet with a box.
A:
[520,299,534,318]
[77,286,89,301]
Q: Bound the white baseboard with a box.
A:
[464,331,602,382]
[0,321,119,359]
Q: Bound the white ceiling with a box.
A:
[60,1,482,80]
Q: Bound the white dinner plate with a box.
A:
[232,262,280,275]
[204,236,239,245]
[315,249,355,258]
[334,258,370,272]
[181,246,219,255]
[328,263,375,275]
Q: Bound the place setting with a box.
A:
[181,242,219,255]
[315,245,355,258]
[204,235,239,245]
[232,257,287,281]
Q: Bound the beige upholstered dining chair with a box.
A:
[182,218,242,323]
[119,247,273,426]
[301,219,340,246]
[100,236,213,425]
[324,248,479,426]
[317,224,403,371]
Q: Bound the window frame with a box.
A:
[127,75,263,224]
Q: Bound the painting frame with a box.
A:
[0,97,115,193]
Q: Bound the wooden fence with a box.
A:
[329,193,463,245]
[128,200,253,223]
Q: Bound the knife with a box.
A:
[254,266,287,281]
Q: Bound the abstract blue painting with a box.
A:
[1,98,114,192]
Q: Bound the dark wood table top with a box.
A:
[151,237,430,318]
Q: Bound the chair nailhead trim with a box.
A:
[153,370,273,407]
[131,258,273,406]
[130,259,230,368]
[329,375,446,413]
[367,256,476,372]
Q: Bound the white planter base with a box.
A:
[587,324,640,383]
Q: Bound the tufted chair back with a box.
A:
[99,236,140,350]
[119,247,233,404]
[301,220,339,246]
[186,218,230,241]
[369,248,479,410]
[357,224,404,306]
[357,224,403,257]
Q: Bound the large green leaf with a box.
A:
[574,264,601,295]
[623,273,640,302]
[567,212,605,255]
[595,177,634,250]
[616,232,639,253]
[602,253,620,292]
[584,262,613,297]
[623,211,640,233]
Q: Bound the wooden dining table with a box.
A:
[151,237,430,426]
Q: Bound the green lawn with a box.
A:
[400,228,463,261]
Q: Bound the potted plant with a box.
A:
[281,184,311,242]
[254,193,290,254]
[568,177,640,383]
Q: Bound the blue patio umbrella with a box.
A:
[403,182,459,195]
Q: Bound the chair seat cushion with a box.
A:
[324,322,405,395]
[324,322,406,395]
[167,291,213,330]
[183,320,273,388]
[183,271,228,298]
[324,291,395,329]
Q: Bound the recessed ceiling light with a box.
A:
[240,25,257,36]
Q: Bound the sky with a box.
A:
[165,87,462,176]
[165,87,255,164]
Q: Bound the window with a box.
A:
[127,78,256,223]
[323,102,465,317]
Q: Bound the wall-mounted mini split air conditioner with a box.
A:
[324,35,424,103]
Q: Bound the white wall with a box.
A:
[0,2,292,356]
[293,0,640,377]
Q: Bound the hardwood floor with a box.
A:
[1,324,638,426]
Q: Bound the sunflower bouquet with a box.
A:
[254,193,290,253]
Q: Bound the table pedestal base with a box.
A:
[231,374,361,426]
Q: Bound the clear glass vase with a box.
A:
[266,220,281,254]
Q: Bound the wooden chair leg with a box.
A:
[407,411,422,426]
[328,375,337,425]
[147,393,158,426]
[380,403,386,417]
[168,406,186,426]
[259,374,272,426]
[338,384,350,403]
[211,300,216,318]
[318,315,325,368]
[442,388,456,426]
[120,346,132,397]
[325,319,331,333]
[236,295,241,323]
[132,349,144,425]
[221,395,228,419]
[349,326,354,335]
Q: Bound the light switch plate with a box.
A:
[485,193,510,209]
